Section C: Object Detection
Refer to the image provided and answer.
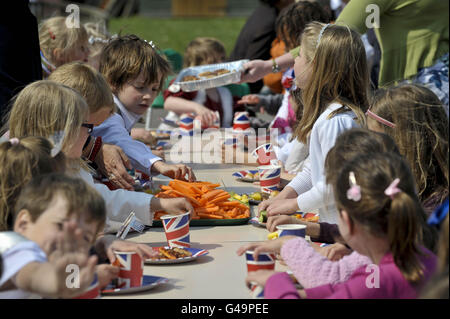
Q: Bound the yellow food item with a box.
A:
[269,190,280,198]
[250,192,262,201]
[267,231,279,240]
[246,173,254,179]
[233,194,242,200]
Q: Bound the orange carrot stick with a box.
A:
[198,213,224,219]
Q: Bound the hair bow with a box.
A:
[346,171,361,202]
[384,178,401,200]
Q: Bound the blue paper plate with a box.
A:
[101,275,169,295]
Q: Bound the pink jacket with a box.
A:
[266,247,437,299]
[281,237,372,289]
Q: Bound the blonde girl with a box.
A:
[7,80,194,233]
[39,16,90,77]
[259,21,369,224]
[367,83,449,215]
[0,136,66,231]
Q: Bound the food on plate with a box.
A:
[215,68,230,75]
[269,190,280,198]
[150,131,170,140]
[293,213,319,223]
[259,210,267,223]
[182,75,200,82]
[153,247,193,260]
[198,71,216,78]
[250,192,262,201]
[154,180,251,220]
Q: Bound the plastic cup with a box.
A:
[251,143,277,165]
[245,250,276,273]
[258,164,281,194]
[113,251,144,288]
[249,281,265,299]
[73,273,100,299]
[160,212,191,248]
[233,111,251,131]
[276,224,307,238]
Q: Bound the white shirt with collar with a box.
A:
[92,95,162,176]
[287,103,360,224]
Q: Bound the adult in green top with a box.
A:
[241,0,449,87]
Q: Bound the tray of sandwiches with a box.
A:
[170,59,249,92]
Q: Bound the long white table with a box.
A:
[103,162,288,299]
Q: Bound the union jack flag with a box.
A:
[178,113,195,130]
[162,214,191,248]
[249,282,264,299]
[73,273,100,299]
[245,251,276,272]
[259,166,281,193]
[115,253,143,289]
[233,112,250,131]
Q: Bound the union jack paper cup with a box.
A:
[113,251,144,288]
[233,111,251,131]
[249,281,264,299]
[160,211,191,248]
[251,143,277,166]
[258,164,281,194]
[245,250,276,272]
[210,111,220,129]
[178,113,195,136]
[276,224,306,238]
[73,273,100,299]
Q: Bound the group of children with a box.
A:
[0,0,448,299]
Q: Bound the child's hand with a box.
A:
[96,264,119,289]
[237,94,260,106]
[318,243,352,261]
[245,270,279,288]
[152,161,196,182]
[106,240,159,263]
[131,128,157,146]
[266,215,303,233]
[236,236,297,259]
[266,198,299,217]
[96,144,135,191]
[150,197,194,218]
[193,104,216,127]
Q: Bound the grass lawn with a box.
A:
[109,16,247,58]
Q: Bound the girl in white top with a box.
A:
[259,22,369,224]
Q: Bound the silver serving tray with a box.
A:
[172,59,249,92]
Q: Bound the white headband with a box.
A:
[316,23,331,48]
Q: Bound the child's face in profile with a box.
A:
[294,46,312,89]
[14,194,98,255]
[117,72,161,116]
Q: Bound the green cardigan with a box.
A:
[336,0,449,87]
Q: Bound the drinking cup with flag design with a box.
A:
[258,164,281,194]
[160,211,191,248]
[233,111,251,131]
[112,251,143,288]
[249,281,264,299]
[251,143,277,166]
[178,113,195,136]
[73,273,100,299]
[276,224,306,238]
[245,250,276,272]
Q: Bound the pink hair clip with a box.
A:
[346,171,361,202]
[9,138,19,145]
[384,178,401,200]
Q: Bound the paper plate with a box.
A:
[232,170,259,182]
[101,275,168,295]
[145,247,209,265]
